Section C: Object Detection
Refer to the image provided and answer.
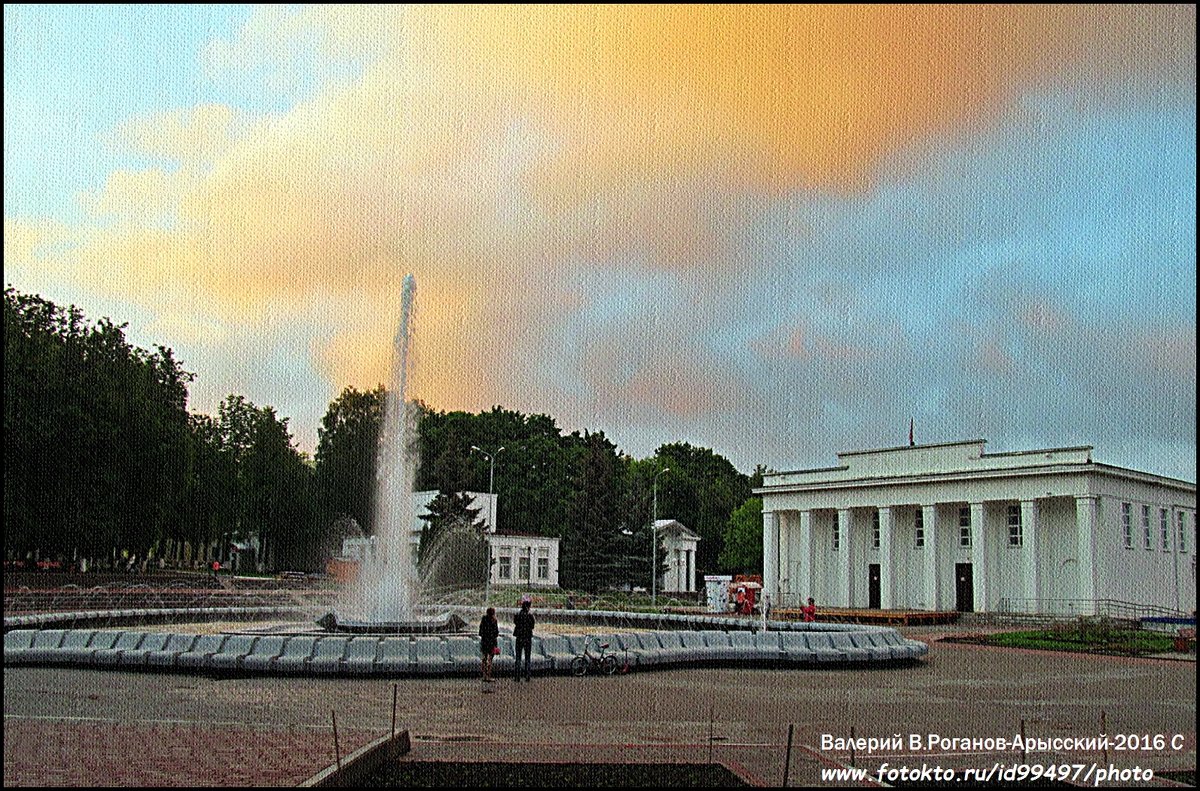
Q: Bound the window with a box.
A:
[1007,505,1023,547]
[872,511,881,550]
[1122,502,1133,549]
[1142,505,1152,550]
[1179,512,1189,554]
[1161,508,1170,552]
[832,513,840,551]
[959,506,971,547]
[914,508,925,549]
[498,554,512,579]
[518,554,531,580]
[537,556,549,580]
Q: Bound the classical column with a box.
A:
[837,508,854,607]
[798,510,813,608]
[1020,499,1041,610]
[762,510,780,604]
[922,505,940,611]
[970,502,988,613]
[1074,496,1099,610]
[778,512,791,604]
[878,506,894,609]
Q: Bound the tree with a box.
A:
[3,288,192,564]
[559,431,627,592]
[315,386,384,533]
[416,491,488,590]
[718,497,764,573]
[214,394,314,571]
[176,413,238,563]
[649,443,751,575]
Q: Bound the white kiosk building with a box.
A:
[655,519,701,594]
[755,440,1196,615]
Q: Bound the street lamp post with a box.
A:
[471,445,505,604]
[651,467,670,608]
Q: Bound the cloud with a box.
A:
[5,5,1194,479]
[110,104,241,164]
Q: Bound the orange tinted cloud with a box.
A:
[8,4,1193,427]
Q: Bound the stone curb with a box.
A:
[299,730,412,787]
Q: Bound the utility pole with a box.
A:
[652,467,670,607]
[471,445,505,604]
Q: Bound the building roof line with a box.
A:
[981,445,1094,459]
[836,438,987,457]
[754,461,1196,494]
[768,465,850,477]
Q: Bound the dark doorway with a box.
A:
[868,564,881,609]
[955,563,974,612]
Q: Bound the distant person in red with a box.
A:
[802,597,817,623]
[210,560,220,582]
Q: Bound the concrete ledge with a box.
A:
[299,730,411,787]
[4,626,927,674]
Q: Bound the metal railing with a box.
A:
[996,597,1189,620]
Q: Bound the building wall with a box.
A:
[1091,475,1196,613]
[489,535,560,588]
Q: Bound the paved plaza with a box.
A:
[3,626,1195,787]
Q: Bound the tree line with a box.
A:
[4,287,766,588]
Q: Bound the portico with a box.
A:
[756,440,1196,615]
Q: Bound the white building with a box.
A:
[755,440,1196,615]
[488,532,561,588]
[340,490,560,588]
[655,519,700,594]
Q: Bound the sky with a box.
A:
[4,5,1196,481]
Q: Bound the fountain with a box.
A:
[320,274,463,635]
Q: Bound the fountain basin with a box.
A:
[4,607,927,675]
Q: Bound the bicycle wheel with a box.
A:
[570,656,588,677]
[601,654,618,675]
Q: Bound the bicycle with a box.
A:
[570,635,619,676]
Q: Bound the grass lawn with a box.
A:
[962,626,1175,655]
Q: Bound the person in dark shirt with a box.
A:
[479,607,499,686]
[513,597,535,682]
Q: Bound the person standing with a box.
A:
[802,597,817,623]
[479,607,499,688]
[513,597,535,682]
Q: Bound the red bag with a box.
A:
[492,646,500,655]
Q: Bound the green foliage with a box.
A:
[5,285,766,582]
[314,386,384,532]
[317,395,759,590]
[417,490,487,571]
[559,431,629,593]
[648,442,752,574]
[3,287,317,571]
[4,287,193,560]
[718,497,763,573]
[984,622,1173,655]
